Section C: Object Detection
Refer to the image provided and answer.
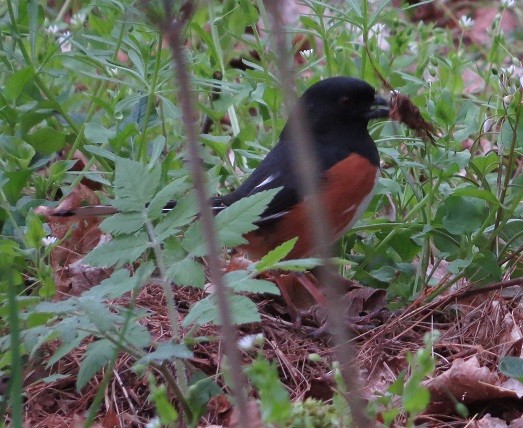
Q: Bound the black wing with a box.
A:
[211,138,301,224]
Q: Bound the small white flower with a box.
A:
[145,417,161,428]
[501,0,515,8]
[70,12,86,27]
[459,15,475,30]
[370,23,389,50]
[46,24,60,35]
[501,65,516,76]
[107,67,118,77]
[483,118,495,133]
[299,49,314,59]
[58,31,72,53]
[42,236,58,247]
[237,333,264,350]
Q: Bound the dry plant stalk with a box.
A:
[389,91,439,143]
[263,1,371,426]
[157,2,250,426]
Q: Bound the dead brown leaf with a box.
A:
[35,184,112,295]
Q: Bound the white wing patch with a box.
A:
[252,173,278,191]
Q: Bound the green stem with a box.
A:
[138,33,163,162]
[5,269,22,428]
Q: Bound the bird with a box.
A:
[52,77,389,294]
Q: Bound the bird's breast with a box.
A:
[241,153,379,260]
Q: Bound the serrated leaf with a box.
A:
[215,188,280,247]
[99,212,146,235]
[78,297,120,333]
[84,233,149,267]
[84,121,116,145]
[34,299,78,314]
[182,222,206,257]
[270,258,322,271]
[224,270,279,294]
[43,374,71,383]
[183,295,260,327]
[155,194,199,241]
[147,177,190,219]
[255,238,297,272]
[22,326,54,358]
[125,323,151,349]
[77,339,116,391]
[137,342,193,365]
[84,263,154,300]
[48,331,89,367]
[112,157,161,211]
[167,257,206,288]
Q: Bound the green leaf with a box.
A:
[245,357,292,423]
[112,158,161,211]
[26,127,67,154]
[434,89,455,126]
[148,382,178,424]
[200,134,231,157]
[147,177,190,219]
[48,330,89,367]
[84,233,149,267]
[451,187,499,207]
[155,194,199,241]
[24,213,46,249]
[500,356,523,382]
[442,196,487,235]
[167,257,206,288]
[368,265,396,283]
[77,339,116,391]
[78,297,120,333]
[471,152,499,176]
[137,342,193,365]
[269,258,322,271]
[99,212,146,235]
[187,372,222,423]
[84,263,154,300]
[375,177,402,195]
[2,170,32,204]
[215,188,280,246]
[448,258,472,275]
[182,222,206,257]
[255,238,298,272]
[125,323,152,349]
[224,270,279,294]
[84,121,116,145]
[465,251,502,285]
[5,67,35,102]
[183,295,260,326]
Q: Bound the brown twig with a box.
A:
[159,3,250,427]
[263,1,371,426]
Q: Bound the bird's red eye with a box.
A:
[339,96,351,105]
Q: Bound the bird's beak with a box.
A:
[365,95,389,120]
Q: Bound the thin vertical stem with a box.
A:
[161,5,249,427]
[263,1,371,426]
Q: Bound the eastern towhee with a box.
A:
[53,77,389,264]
